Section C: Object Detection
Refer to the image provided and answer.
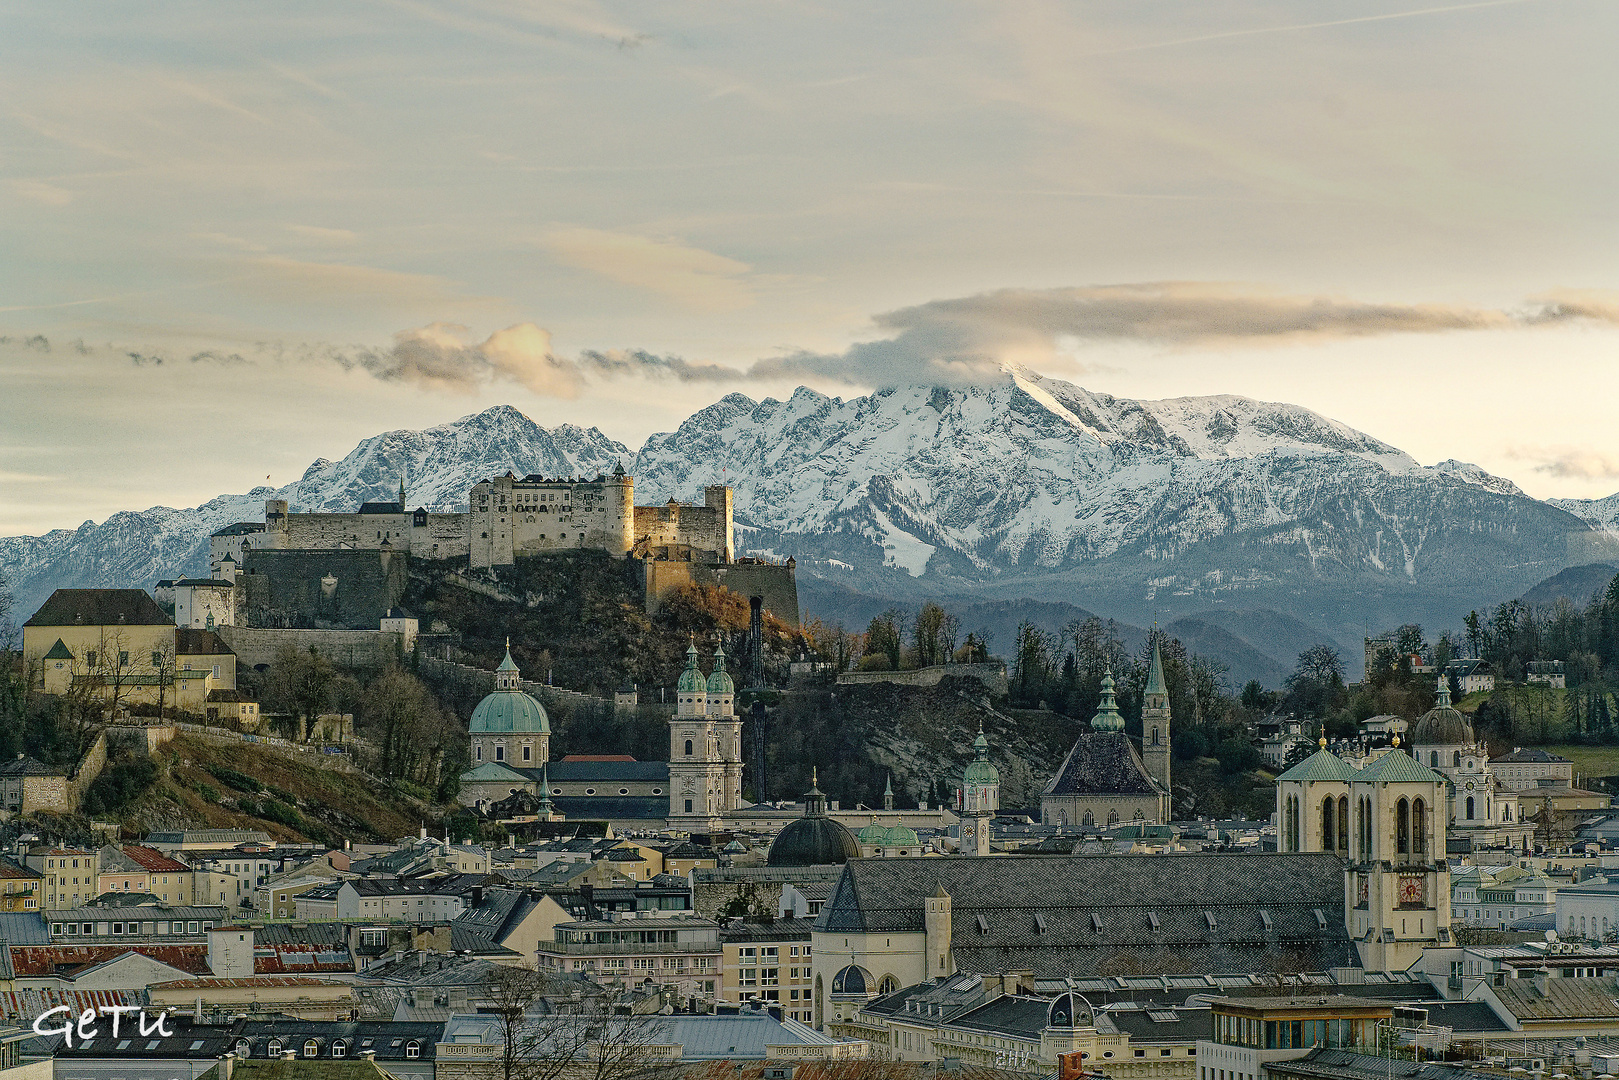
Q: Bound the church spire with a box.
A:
[1091,669,1125,732]
[1146,637,1167,698]
[398,478,406,508]
[1436,672,1451,709]
[537,760,554,814]
[884,772,895,811]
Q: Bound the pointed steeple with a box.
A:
[1146,638,1167,698]
[1091,669,1125,732]
[678,640,706,693]
[883,772,895,811]
[537,761,554,814]
[1435,672,1452,709]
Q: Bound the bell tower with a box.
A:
[1141,638,1172,795]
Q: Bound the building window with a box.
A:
[522,745,531,762]
[331,1042,346,1058]
[405,1042,420,1060]
[495,745,504,761]
[303,1041,319,1058]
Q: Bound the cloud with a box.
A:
[286,224,359,243]
[341,324,747,396]
[236,257,491,310]
[751,283,1619,387]
[1509,446,1619,481]
[540,227,755,312]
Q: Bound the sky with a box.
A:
[4,0,1619,535]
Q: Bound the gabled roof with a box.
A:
[26,589,171,628]
[1276,748,1361,783]
[816,852,1354,977]
[43,639,74,660]
[176,628,234,656]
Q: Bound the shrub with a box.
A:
[195,782,221,803]
[82,758,159,815]
[207,766,262,793]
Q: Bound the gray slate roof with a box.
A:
[1042,731,1162,796]
[26,588,171,627]
[816,852,1354,978]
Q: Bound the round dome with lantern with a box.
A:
[677,642,707,693]
[767,770,861,867]
[1409,675,1475,749]
[960,724,1000,817]
[706,645,735,695]
[469,643,550,735]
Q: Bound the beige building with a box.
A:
[25,848,101,909]
[23,591,240,717]
[97,844,194,904]
[535,914,721,1002]
[666,644,744,829]
[720,917,815,1023]
[0,858,40,912]
[0,756,69,817]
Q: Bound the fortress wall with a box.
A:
[407,513,472,560]
[216,625,405,669]
[643,560,800,628]
[240,548,408,630]
[281,511,411,550]
[835,662,1009,695]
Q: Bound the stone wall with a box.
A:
[62,730,109,811]
[418,655,598,711]
[216,625,405,670]
[642,560,800,628]
[240,548,408,629]
[835,662,1008,695]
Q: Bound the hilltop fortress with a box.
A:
[202,465,798,633]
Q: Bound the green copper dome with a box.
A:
[883,824,919,846]
[963,729,1000,786]
[469,687,549,734]
[857,818,888,843]
[677,643,706,693]
[1091,669,1125,732]
[706,645,735,695]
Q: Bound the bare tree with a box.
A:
[483,966,669,1080]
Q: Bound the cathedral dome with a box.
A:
[677,643,707,693]
[469,688,549,734]
[706,645,735,695]
[1410,676,1473,746]
[882,824,919,846]
[470,644,549,734]
[767,771,861,866]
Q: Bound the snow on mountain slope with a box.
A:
[629,376,1556,589]
[0,407,628,617]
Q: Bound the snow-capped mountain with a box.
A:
[0,406,629,617]
[0,379,1593,651]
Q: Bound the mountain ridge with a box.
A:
[2,379,1606,679]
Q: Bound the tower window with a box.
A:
[522,745,531,761]
[495,745,504,761]
[685,740,694,756]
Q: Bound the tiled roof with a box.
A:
[119,845,190,873]
[948,994,1054,1038]
[1042,731,1163,796]
[549,795,669,819]
[176,628,235,655]
[25,589,171,627]
[816,852,1354,978]
[7,944,210,977]
[1494,974,1619,1021]
[0,857,39,880]
[1492,748,1572,763]
[544,760,668,782]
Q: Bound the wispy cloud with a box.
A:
[1509,445,1619,481]
[540,227,755,312]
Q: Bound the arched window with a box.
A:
[406,1042,420,1060]
[303,1041,320,1059]
[1465,796,1475,820]
[1413,799,1427,855]
[1151,726,1160,745]
[1430,752,1439,767]
[1503,804,1512,822]
[1338,796,1350,853]
[268,1041,281,1058]
[235,1040,251,1058]
[1107,809,1119,826]
[879,974,899,994]
[1082,809,1093,827]
[1487,798,1491,819]
[1322,797,1335,855]
[684,739,693,756]
[1454,751,1462,767]
[331,1042,346,1059]
[1396,798,1410,855]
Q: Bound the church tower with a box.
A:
[1141,638,1172,794]
[959,725,999,857]
[707,645,744,817]
[667,643,728,829]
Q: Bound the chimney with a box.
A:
[1532,969,1551,996]
[471,885,484,908]
[581,883,599,920]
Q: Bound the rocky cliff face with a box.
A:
[0,379,1595,665]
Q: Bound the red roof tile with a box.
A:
[8,944,210,978]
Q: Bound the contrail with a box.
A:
[1080,0,1540,58]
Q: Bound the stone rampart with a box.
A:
[216,626,404,670]
[835,662,1008,696]
[63,730,109,810]
[418,656,597,711]
[642,560,800,628]
[241,548,407,629]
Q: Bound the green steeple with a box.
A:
[537,761,554,813]
[1145,639,1167,698]
[963,723,999,786]
[677,641,706,693]
[706,644,735,695]
[1435,672,1451,709]
[496,638,519,672]
[1091,669,1125,732]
